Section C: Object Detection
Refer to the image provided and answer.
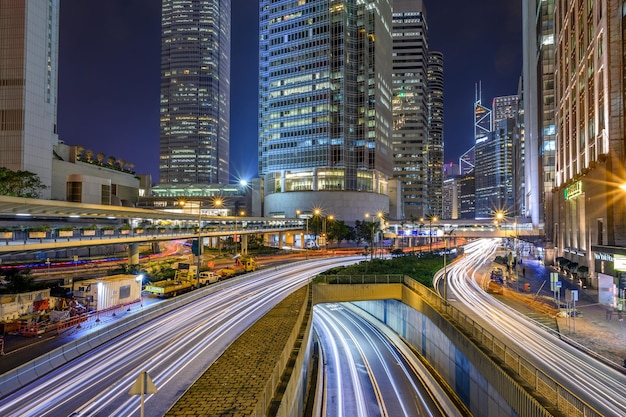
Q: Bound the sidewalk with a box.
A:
[494,253,626,370]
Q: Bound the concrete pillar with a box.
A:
[128,243,139,265]
[280,170,286,193]
[263,233,271,247]
[285,232,294,248]
[278,232,284,248]
[300,232,305,249]
[241,235,248,255]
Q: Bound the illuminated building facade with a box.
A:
[258,0,394,221]
[550,0,626,287]
[159,0,231,185]
[427,51,444,218]
[392,0,430,219]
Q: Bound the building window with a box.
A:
[67,182,82,203]
[101,184,111,205]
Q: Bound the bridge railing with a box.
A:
[313,274,404,285]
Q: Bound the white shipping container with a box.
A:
[75,274,142,311]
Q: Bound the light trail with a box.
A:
[436,239,626,416]
[0,257,361,417]
[314,303,457,417]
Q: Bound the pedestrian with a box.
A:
[522,268,526,277]
[606,309,613,321]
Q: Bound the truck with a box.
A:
[217,256,257,278]
[144,279,194,297]
[144,265,221,297]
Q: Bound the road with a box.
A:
[0,257,361,417]
[314,303,461,417]
[435,239,626,416]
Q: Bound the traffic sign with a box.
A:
[129,371,157,395]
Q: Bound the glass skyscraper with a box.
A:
[159,0,231,185]
[391,0,430,219]
[258,0,394,221]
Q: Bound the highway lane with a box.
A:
[314,303,460,417]
[434,239,626,416]
[0,256,362,417]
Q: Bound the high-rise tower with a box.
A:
[392,0,430,219]
[258,0,394,221]
[0,0,60,198]
[159,0,231,185]
[427,51,444,217]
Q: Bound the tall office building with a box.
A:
[0,0,60,198]
[474,84,492,141]
[474,118,515,219]
[258,0,394,221]
[159,0,231,185]
[391,0,430,219]
[427,51,444,218]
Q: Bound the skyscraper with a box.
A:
[0,0,60,198]
[427,51,444,217]
[258,0,394,221]
[392,0,430,219]
[159,0,231,185]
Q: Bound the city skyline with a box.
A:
[57,0,522,183]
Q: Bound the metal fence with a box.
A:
[313,274,404,285]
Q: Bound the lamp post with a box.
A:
[427,215,438,253]
[213,198,223,256]
[325,215,334,252]
[443,229,456,302]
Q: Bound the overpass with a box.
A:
[0,195,304,260]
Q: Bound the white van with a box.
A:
[199,271,220,285]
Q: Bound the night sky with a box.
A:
[57,1,522,184]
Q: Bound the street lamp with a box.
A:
[213,198,223,255]
[443,229,456,302]
[364,213,377,260]
[427,215,438,253]
[325,215,334,252]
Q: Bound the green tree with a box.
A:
[0,167,47,198]
[327,220,350,246]
[2,268,35,293]
[355,220,380,260]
